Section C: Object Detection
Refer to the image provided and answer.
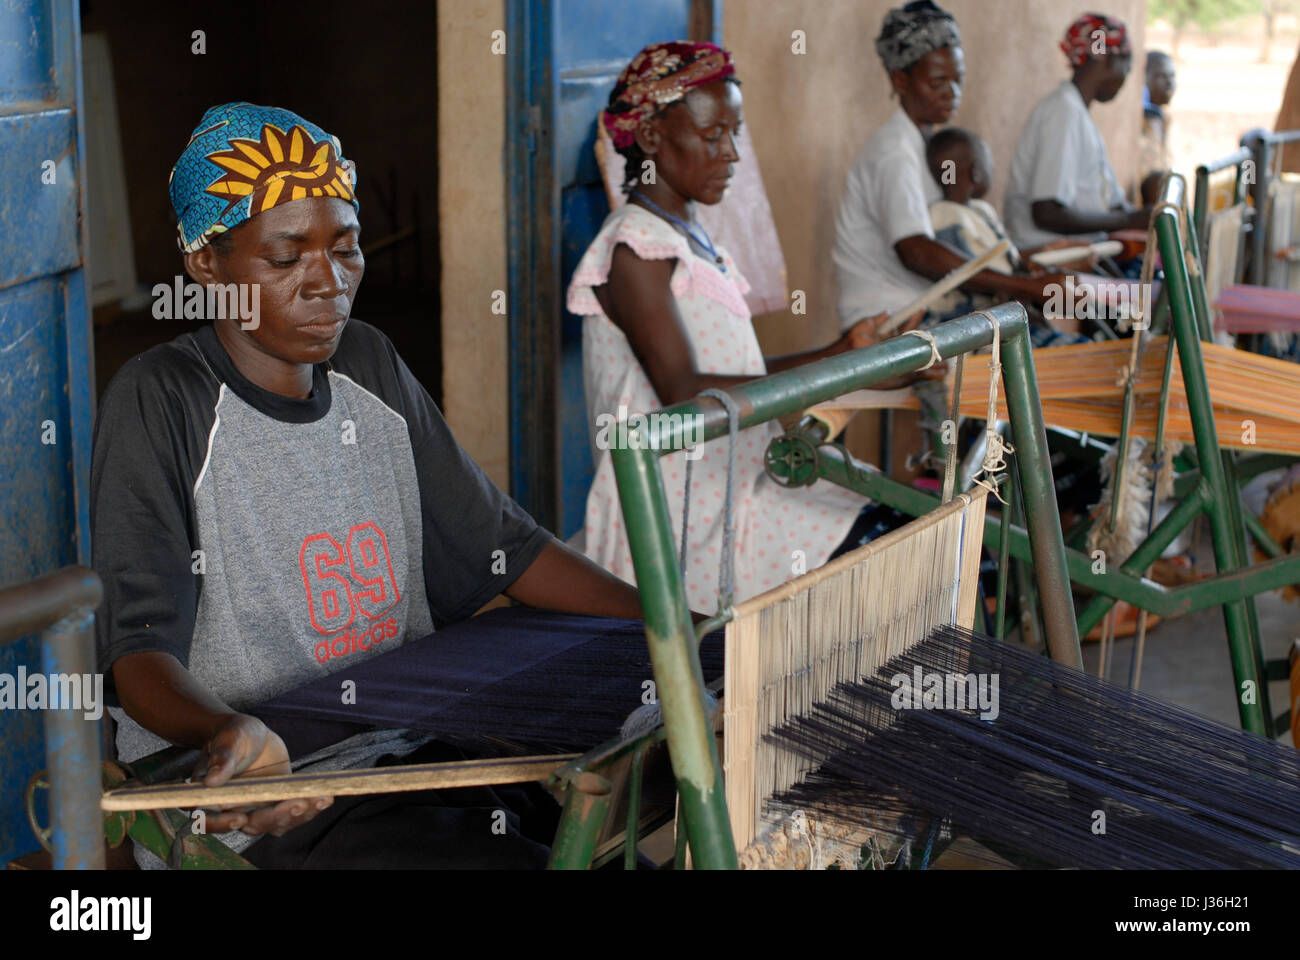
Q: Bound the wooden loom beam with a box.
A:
[101,754,577,812]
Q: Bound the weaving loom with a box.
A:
[90,303,1299,870]
[724,490,987,863]
[102,489,1300,871]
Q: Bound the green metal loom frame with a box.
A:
[773,175,1296,740]
[546,301,1080,870]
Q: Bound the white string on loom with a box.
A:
[901,329,942,369]
[724,492,988,858]
[971,311,1013,503]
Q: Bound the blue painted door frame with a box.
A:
[506,0,721,538]
[0,0,95,862]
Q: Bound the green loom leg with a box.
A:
[1008,464,1042,648]
[1155,178,1272,735]
[547,773,612,870]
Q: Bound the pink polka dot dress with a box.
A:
[567,203,867,615]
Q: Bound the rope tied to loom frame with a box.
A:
[970,311,1013,504]
[680,387,741,614]
[901,329,942,369]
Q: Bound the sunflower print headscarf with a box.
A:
[170,102,359,253]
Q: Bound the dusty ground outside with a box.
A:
[1148,15,1299,180]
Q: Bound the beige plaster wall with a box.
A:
[725,0,1147,354]
[439,0,509,486]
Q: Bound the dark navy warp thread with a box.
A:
[767,624,1300,870]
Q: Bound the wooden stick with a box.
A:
[878,239,1012,336]
[101,753,578,812]
[1028,239,1123,267]
[808,241,1013,433]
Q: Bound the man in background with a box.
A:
[1138,50,1177,204]
[1004,13,1151,251]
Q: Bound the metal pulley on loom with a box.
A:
[764,432,821,488]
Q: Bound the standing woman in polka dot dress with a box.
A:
[568,42,942,614]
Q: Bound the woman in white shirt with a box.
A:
[1004,12,1153,249]
[832,1,1063,331]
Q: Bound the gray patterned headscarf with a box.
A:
[876,1,961,74]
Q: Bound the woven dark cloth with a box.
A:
[252,606,725,758]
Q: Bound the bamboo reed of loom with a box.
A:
[100,754,578,812]
[723,492,987,856]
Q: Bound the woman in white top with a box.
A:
[1004,12,1152,250]
[568,41,941,614]
[832,1,1063,332]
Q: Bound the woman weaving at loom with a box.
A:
[92,103,657,869]
[832,1,1073,336]
[570,42,947,615]
[1004,13,1152,257]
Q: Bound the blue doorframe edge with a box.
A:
[62,0,95,565]
[504,0,722,534]
[505,0,559,532]
[0,0,96,863]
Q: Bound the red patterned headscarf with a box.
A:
[1060,13,1130,68]
[603,41,736,149]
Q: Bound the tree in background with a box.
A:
[1260,0,1296,62]
[1150,0,1265,58]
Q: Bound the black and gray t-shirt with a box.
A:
[91,320,552,855]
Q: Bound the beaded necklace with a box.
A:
[630,190,726,272]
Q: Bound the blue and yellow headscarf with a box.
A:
[170,102,359,253]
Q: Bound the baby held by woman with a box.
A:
[926,127,1090,346]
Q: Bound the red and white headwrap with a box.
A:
[1060,12,1130,68]
[603,41,736,149]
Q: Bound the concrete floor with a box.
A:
[1079,591,1295,746]
[1075,510,1297,746]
